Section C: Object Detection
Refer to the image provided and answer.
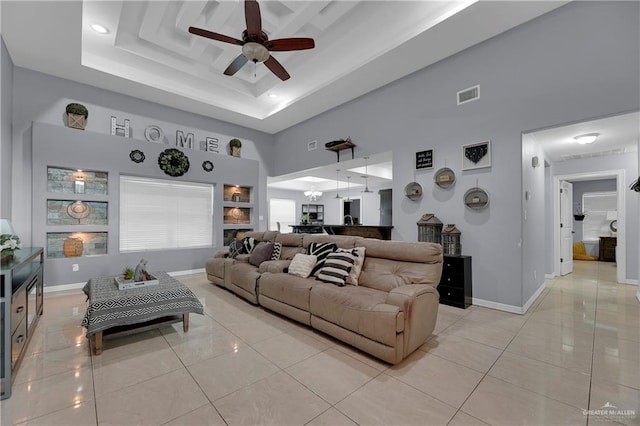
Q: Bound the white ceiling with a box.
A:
[529,111,639,163]
[1,0,568,134]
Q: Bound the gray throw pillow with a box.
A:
[249,242,275,267]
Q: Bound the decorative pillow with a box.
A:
[306,242,338,277]
[316,251,356,287]
[271,242,283,260]
[287,254,318,278]
[228,239,244,258]
[242,237,257,254]
[249,242,275,267]
[337,247,366,286]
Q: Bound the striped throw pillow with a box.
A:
[316,251,356,287]
[242,237,256,254]
[271,242,282,260]
[306,242,338,277]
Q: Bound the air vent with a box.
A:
[308,140,317,151]
[457,85,480,105]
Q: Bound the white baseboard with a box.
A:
[545,273,555,279]
[471,298,525,315]
[623,279,638,285]
[472,282,545,315]
[44,269,206,293]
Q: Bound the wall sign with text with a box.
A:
[416,150,433,170]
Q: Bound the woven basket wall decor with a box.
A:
[63,236,84,257]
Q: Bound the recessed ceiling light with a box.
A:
[268,93,278,99]
[91,24,109,34]
[574,133,599,144]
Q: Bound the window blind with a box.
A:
[120,176,213,252]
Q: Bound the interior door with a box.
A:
[560,180,574,275]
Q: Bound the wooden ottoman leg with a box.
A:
[183,313,190,332]
[92,331,103,355]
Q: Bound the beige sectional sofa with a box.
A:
[205,231,442,364]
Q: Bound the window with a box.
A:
[120,176,213,252]
[269,198,296,233]
[582,191,616,242]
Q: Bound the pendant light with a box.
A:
[344,176,353,203]
[334,169,341,198]
[361,156,373,193]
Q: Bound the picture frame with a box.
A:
[415,149,433,170]
[462,140,491,171]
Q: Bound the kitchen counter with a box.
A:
[289,225,393,240]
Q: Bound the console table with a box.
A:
[1,247,44,400]
[599,236,617,262]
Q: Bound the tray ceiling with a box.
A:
[2,1,568,134]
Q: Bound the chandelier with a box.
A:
[304,188,323,201]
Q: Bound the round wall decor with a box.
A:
[67,201,92,222]
[434,167,456,188]
[158,148,190,177]
[202,160,214,172]
[464,187,489,210]
[130,149,145,163]
[404,182,423,201]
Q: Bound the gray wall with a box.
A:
[1,37,12,218]
[572,179,617,256]
[552,154,638,281]
[271,2,640,308]
[11,68,275,246]
[32,122,260,287]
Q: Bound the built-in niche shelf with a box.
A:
[46,232,108,258]
[223,185,253,246]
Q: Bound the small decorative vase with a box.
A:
[0,252,14,263]
[63,236,84,257]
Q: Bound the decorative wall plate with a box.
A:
[202,160,214,172]
[404,182,423,201]
[129,150,145,163]
[464,187,489,210]
[67,200,92,221]
[158,148,190,177]
[434,167,456,188]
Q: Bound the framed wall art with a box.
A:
[462,140,491,171]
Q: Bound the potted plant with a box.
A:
[0,233,20,263]
[66,102,89,130]
[573,202,585,221]
[123,267,135,281]
[229,138,242,157]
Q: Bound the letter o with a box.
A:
[144,125,164,143]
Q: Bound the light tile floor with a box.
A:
[2,261,638,425]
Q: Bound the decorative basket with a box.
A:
[63,236,84,257]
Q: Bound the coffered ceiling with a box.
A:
[2,1,568,134]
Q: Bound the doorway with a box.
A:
[343,198,361,224]
[553,170,626,284]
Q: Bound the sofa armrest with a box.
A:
[386,284,439,357]
[258,260,292,274]
[213,249,229,258]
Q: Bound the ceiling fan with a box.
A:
[188,0,315,81]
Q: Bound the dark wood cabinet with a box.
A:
[599,237,617,262]
[438,255,472,309]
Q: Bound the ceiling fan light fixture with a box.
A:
[574,133,599,145]
[242,42,270,63]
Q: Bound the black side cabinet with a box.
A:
[439,255,472,309]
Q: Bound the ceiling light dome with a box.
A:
[574,133,599,145]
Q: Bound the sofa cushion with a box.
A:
[280,246,305,260]
[288,254,317,278]
[307,242,338,277]
[338,247,366,286]
[303,234,359,249]
[271,242,282,260]
[230,262,261,296]
[359,239,442,264]
[317,251,356,286]
[310,283,404,347]
[249,242,275,267]
[260,272,314,311]
[359,258,441,293]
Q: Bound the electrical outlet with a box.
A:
[72,264,79,272]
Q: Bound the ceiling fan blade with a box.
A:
[189,27,244,46]
[266,38,315,51]
[264,55,290,81]
[244,0,262,40]
[224,54,249,76]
